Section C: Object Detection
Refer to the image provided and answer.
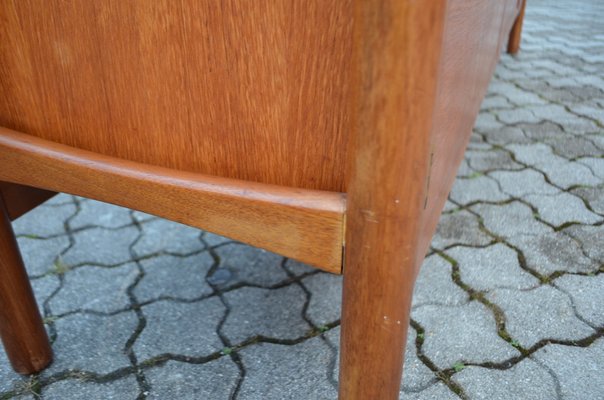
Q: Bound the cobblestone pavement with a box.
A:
[1,1,603,399]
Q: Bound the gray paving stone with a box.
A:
[31,274,61,312]
[518,121,565,142]
[449,175,509,205]
[570,184,604,215]
[412,302,518,369]
[133,218,204,257]
[146,357,239,400]
[554,274,604,327]
[453,358,557,400]
[283,259,317,277]
[471,202,552,239]
[545,136,603,159]
[62,226,139,266]
[569,103,604,126]
[41,193,75,207]
[481,95,514,110]
[0,349,29,393]
[69,200,133,230]
[525,192,602,226]
[13,202,75,237]
[508,143,600,188]
[563,224,604,263]
[401,382,458,400]
[214,244,289,288]
[50,263,138,315]
[508,232,598,275]
[497,108,541,124]
[44,312,138,375]
[578,157,604,180]
[481,126,531,145]
[465,149,523,172]
[533,339,604,400]
[18,235,70,276]
[302,273,342,326]
[135,253,214,303]
[202,231,234,247]
[222,286,311,343]
[486,286,595,349]
[238,337,337,400]
[447,244,539,291]
[134,298,225,361]
[490,169,559,197]
[431,210,492,249]
[412,254,468,308]
[474,112,504,132]
[43,376,139,400]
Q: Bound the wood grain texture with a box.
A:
[508,0,527,54]
[0,0,353,192]
[416,0,524,268]
[0,182,56,221]
[339,1,447,399]
[0,193,52,374]
[0,128,346,273]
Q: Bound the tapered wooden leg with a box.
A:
[0,194,52,374]
[508,0,526,54]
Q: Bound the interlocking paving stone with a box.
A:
[412,254,468,308]
[554,274,604,327]
[446,244,540,291]
[50,263,138,315]
[238,338,337,400]
[508,143,601,188]
[132,218,205,257]
[524,192,602,226]
[213,244,289,288]
[31,274,61,312]
[490,169,559,197]
[401,382,458,400]
[302,273,342,327]
[134,298,225,361]
[62,226,139,266]
[449,175,509,205]
[533,339,604,400]
[13,202,75,238]
[0,350,28,393]
[412,302,519,369]
[471,201,552,239]
[145,358,239,400]
[18,235,70,276]
[135,253,214,303]
[507,232,597,275]
[1,1,603,398]
[222,286,311,343]
[465,149,523,172]
[43,312,138,375]
[562,224,604,263]
[431,210,492,250]
[42,376,139,400]
[486,286,595,349]
[69,200,132,230]
[452,358,558,400]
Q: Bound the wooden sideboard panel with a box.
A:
[416,0,524,265]
[0,0,353,192]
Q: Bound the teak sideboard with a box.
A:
[0,0,526,398]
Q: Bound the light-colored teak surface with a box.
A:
[0,128,345,273]
[339,1,447,398]
[340,0,526,398]
[0,0,353,192]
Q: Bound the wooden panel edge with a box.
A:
[0,127,345,273]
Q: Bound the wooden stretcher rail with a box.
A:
[0,127,346,273]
